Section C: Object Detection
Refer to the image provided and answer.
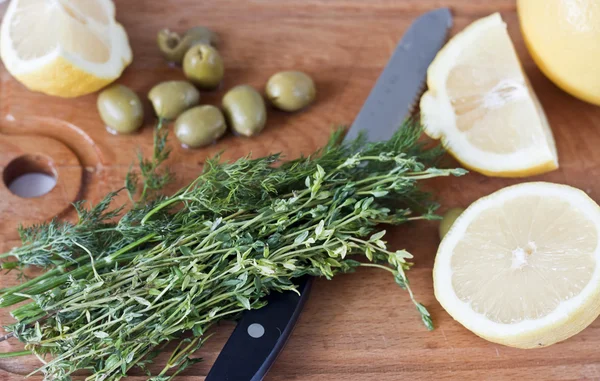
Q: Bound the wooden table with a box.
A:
[2,1,600,380]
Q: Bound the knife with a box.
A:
[205,8,453,381]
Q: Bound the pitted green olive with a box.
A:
[157,26,219,64]
[183,44,224,90]
[148,80,200,120]
[222,85,267,137]
[97,85,144,134]
[439,207,465,240]
[265,71,316,112]
[174,105,227,148]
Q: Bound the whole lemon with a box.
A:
[518,0,600,105]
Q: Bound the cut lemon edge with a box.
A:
[433,182,600,348]
[420,13,558,177]
[450,152,558,179]
[0,0,132,97]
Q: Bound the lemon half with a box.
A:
[434,182,600,348]
[518,0,600,106]
[0,0,132,98]
[420,13,558,178]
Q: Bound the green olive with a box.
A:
[265,71,316,112]
[222,85,267,137]
[439,207,465,240]
[148,80,200,120]
[183,44,224,90]
[157,26,219,64]
[97,85,144,134]
[174,105,227,148]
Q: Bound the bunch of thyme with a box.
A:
[0,121,465,381]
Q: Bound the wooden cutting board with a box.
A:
[2,1,600,380]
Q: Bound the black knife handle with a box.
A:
[205,276,313,381]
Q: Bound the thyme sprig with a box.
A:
[125,118,172,204]
[0,121,465,381]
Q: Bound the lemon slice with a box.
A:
[420,13,558,177]
[0,0,132,98]
[434,182,600,348]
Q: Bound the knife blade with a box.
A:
[205,8,453,381]
[346,7,453,141]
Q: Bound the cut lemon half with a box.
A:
[0,0,132,98]
[434,182,600,348]
[420,13,558,177]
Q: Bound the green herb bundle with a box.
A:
[0,122,464,381]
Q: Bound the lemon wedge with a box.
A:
[420,13,558,177]
[0,0,132,98]
[434,182,600,348]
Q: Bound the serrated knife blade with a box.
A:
[346,7,453,142]
[205,8,453,381]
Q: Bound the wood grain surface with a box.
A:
[2,0,600,380]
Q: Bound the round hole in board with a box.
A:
[247,323,265,339]
[3,154,58,198]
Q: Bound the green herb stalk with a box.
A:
[0,121,465,381]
